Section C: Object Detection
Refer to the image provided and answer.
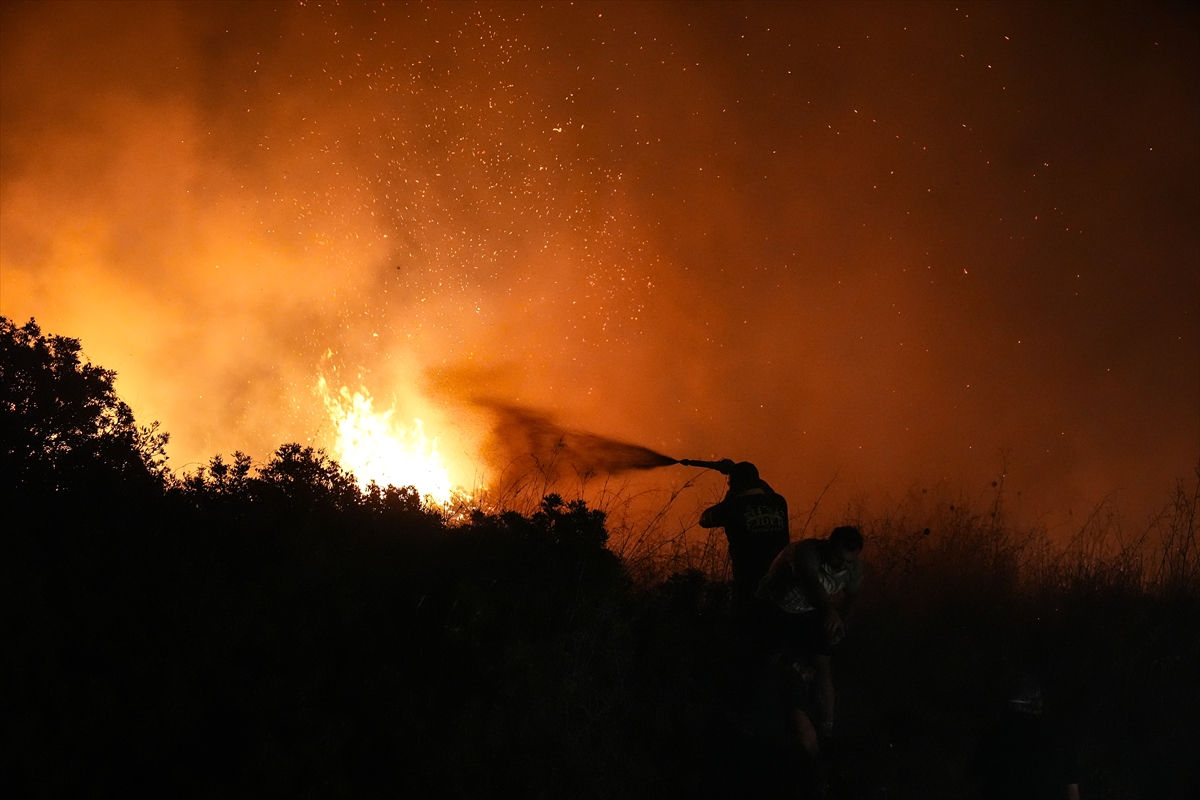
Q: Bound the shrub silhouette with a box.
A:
[254,443,362,509]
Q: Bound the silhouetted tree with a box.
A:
[255,442,361,509]
[0,316,167,495]
[181,451,254,496]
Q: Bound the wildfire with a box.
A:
[317,376,455,505]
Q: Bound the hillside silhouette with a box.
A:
[3,315,1197,798]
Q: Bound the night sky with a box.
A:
[2,1,1196,530]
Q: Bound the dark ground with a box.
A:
[3,316,1198,798]
[5,464,1198,798]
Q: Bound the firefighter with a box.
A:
[692,459,791,621]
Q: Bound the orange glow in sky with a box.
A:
[2,1,1196,529]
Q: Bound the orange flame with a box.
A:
[317,376,456,505]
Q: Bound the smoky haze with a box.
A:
[2,1,1197,530]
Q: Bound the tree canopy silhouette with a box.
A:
[0,316,168,495]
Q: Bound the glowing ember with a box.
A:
[318,377,454,505]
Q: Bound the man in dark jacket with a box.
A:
[697,460,790,620]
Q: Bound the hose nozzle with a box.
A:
[678,458,737,474]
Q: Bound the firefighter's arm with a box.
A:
[699,501,726,529]
[841,582,861,617]
[792,550,843,636]
[796,558,832,614]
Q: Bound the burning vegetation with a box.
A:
[317,376,457,505]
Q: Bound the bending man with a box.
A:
[757,525,864,756]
